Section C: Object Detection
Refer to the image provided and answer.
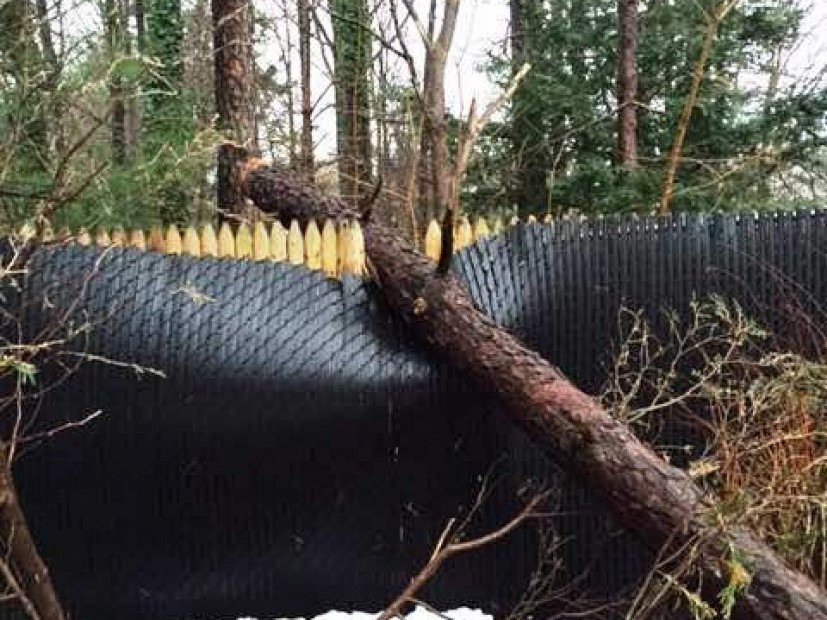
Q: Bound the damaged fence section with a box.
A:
[30,213,545,278]
[9,208,827,619]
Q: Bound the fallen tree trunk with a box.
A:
[240,159,827,619]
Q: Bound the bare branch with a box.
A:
[399,0,431,47]
[378,493,546,620]
[449,62,531,209]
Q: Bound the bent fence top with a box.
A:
[27,213,544,277]
[27,209,826,283]
[10,207,827,619]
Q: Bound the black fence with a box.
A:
[7,209,827,619]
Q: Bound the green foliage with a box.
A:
[146,0,183,115]
[329,0,373,191]
[606,295,827,610]
[0,0,219,231]
[0,354,38,386]
[477,0,827,216]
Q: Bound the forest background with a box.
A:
[1,0,826,241]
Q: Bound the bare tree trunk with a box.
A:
[508,0,546,214]
[374,41,388,180]
[0,447,66,620]
[297,0,314,178]
[34,0,63,155]
[105,0,127,166]
[134,0,145,51]
[239,160,827,620]
[414,0,437,223]
[283,10,298,168]
[330,0,373,202]
[213,0,258,215]
[413,0,459,224]
[509,0,524,65]
[617,0,637,167]
[34,0,58,86]
[659,1,737,214]
[121,0,139,157]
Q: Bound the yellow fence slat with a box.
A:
[321,219,337,278]
[287,220,304,265]
[424,219,441,261]
[473,217,490,240]
[252,222,269,261]
[454,216,472,250]
[111,227,126,246]
[270,221,287,261]
[149,226,165,252]
[305,219,322,270]
[527,214,537,224]
[338,220,365,276]
[60,208,530,275]
[129,229,146,250]
[165,225,182,255]
[17,223,35,241]
[218,222,235,257]
[182,226,201,256]
[337,221,353,275]
[350,220,365,275]
[95,228,111,247]
[543,213,553,224]
[200,224,218,256]
[236,223,253,259]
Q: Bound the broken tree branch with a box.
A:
[378,493,546,620]
[449,62,531,210]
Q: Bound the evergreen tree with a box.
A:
[486,0,827,215]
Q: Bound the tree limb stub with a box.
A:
[240,161,827,620]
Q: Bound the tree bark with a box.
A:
[105,0,127,166]
[329,0,373,202]
[0,447,66,620]
[134,0,145,51]
[415,0,458,225]
[239,159,827,620]
[508,0,547,215]
[34,0,63,155]
[212,0,258,215]
[297,0,314,179]
[281,11,297,168]
[121,0,140,157]
[617,0,637,168]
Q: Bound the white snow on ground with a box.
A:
[243,606,493,620]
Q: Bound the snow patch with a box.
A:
[242,606,493,620]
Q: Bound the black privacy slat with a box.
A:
[9,209,827,619]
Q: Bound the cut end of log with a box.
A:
[237,156,268,191]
